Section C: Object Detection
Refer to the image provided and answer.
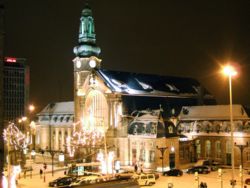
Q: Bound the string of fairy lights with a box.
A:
[3,123,31,151]
[66,120,105,157]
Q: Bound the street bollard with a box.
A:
[168,182,173,188]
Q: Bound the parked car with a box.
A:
[163,169,183,176]
[115,170,135,180]
[49,176,77,187]
[245,178,250,185]
[187,166,210,174]
[195,160,221,171]
[135,173,156,186]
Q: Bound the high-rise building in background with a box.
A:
[0,0,5,181]
[3,57,30,123]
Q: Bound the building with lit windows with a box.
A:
[0,0,5,177]
[71,4,216,170]
[3,57,30,123]
[178,105,250,167]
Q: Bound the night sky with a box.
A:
[4,0,250,112]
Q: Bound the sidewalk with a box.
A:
[17,164,67,188]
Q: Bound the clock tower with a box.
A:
[73,3,101,123]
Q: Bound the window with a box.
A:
[85,90,108,128]
[215,141,221,158]
[226,140,231,154]
[149,151,155,162]
[53,116,58,122]
[117,148,120,158]
[205,140,211,158]
[196,140,201,159]
[247,151,250,161]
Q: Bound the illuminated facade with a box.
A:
[35,102,74,151]
[72,4,216,170]
[178,105,250,167]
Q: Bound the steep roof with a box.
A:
[179,105,250,121]
[97,69,214,99]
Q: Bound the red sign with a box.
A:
[5,57,17,63]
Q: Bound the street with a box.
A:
[16,165,250,188]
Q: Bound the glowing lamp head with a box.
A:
[89,59,96,68]
[223,65,237,77]
[29,104,35,112]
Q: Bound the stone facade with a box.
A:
[35,102,74,151]
[178,105,250,168]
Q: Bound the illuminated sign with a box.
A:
[5,57,17,63]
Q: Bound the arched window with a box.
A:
[215,141,221,158]
[205,140,211,158]
[226,140,232,165]
[85,90,108,129]
[196,140,201,159]
[226,140,231,154]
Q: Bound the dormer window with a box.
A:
[165,84,179,92]
[53,116,58,122]
[135,78,153,90]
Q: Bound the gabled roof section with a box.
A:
[97,69,213,98]
[38,101,74,115]
[179,105,250,121]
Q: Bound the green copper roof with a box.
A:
[74,4,101,57]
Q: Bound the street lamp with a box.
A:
[30,150,36,178]
[235,142,248,188]
[218,168,223,188]
[222,64,237,187]
[156,146,167,173]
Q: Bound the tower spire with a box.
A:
[73,3,101,57]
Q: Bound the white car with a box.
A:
[136,173,156,186]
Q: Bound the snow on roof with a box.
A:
[97,69,214,98]
[38,101,74,115]
[179,105,250,121]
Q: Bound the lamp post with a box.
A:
[156,146,167,173]
[222,65,237,188]
[195,171,199,188]
[30,149,36,178]
[218,168,223,188]
[235,142,248,188]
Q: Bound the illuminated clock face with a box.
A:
[89,59,96,68]
[76,60,81,68]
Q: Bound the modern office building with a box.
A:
[3,57,30,123]
[0,0,5,179]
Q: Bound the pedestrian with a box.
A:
[140,164,143,173]
[134,164,138,173]
[24,170,26,179]
[40,169,43,179]
[204,182,207,188]
[200,182,204,188]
